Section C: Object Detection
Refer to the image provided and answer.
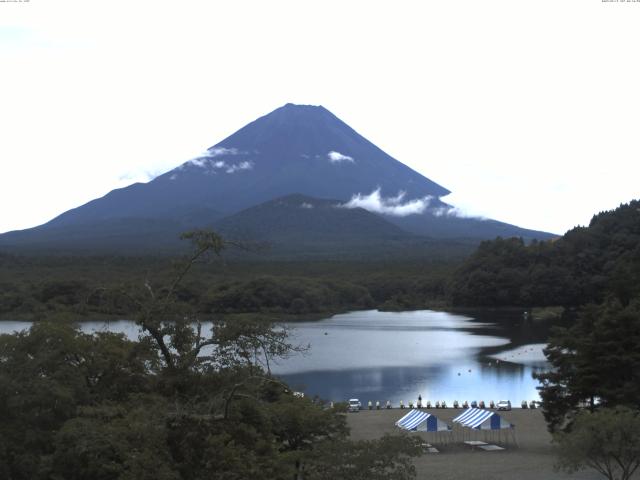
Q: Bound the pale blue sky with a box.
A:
[1,0,639,235]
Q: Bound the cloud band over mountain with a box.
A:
[341,189,433,217]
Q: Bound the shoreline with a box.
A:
[0,304,565,324]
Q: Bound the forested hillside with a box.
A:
[450,200,640,308]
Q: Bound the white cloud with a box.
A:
[431,205,486,220]
[328,151,354,163]
[342,188,433,217]
[300,202,314,209]
[208,147,240,157]
[225,161,253,173]
[188,157,208,168]
[185,149,253,173]
[116,168,162,185]
[187,147,245,168]
[342,189,488,219]
[384,191,409,206]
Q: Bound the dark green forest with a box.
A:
[0,253,454,321]
[450,200,640,309]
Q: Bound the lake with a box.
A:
[0,309,550,406]
[274,310,549,405]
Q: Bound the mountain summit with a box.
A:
[0,103,553,253]
[154,102,451,213]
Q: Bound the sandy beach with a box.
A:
[347,408,612,480]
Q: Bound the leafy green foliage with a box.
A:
[52,397,180,480]
[535,298,640,432]
[204,276,374,315]
[555,407,640,480]
[0,322,153,480]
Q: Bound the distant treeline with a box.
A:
[0,254,454,320]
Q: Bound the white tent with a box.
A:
[395,409,451,432]
[452,408,513,430]
[452,408,516,445]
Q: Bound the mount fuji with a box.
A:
[0,103,553,254]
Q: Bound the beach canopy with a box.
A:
[452,408,513,430]
[395,410,451,432]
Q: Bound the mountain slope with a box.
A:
[215,194,407,241]
[30,104,450,230]
[386,211,554,241]
[213,194,477,260]
[0,103,554,254]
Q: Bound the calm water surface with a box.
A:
[0,309,550,405]
[274,310,550,405]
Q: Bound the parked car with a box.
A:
[348,399,362,412]
[497,400,512,411]
[470,400,478,408]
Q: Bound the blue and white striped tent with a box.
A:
[452,408,513,430]
[395,410,451,432]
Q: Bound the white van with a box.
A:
[348,399,362,412]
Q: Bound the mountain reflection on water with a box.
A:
[274,310,551,404]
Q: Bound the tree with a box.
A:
[51,397,180,480]
[0,321,153,480]
[122,230,231,374]
[535,297,640,432]
[555,407,640,480]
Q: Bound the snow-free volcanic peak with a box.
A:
[148,102,452,215]
[0,103,553,253]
